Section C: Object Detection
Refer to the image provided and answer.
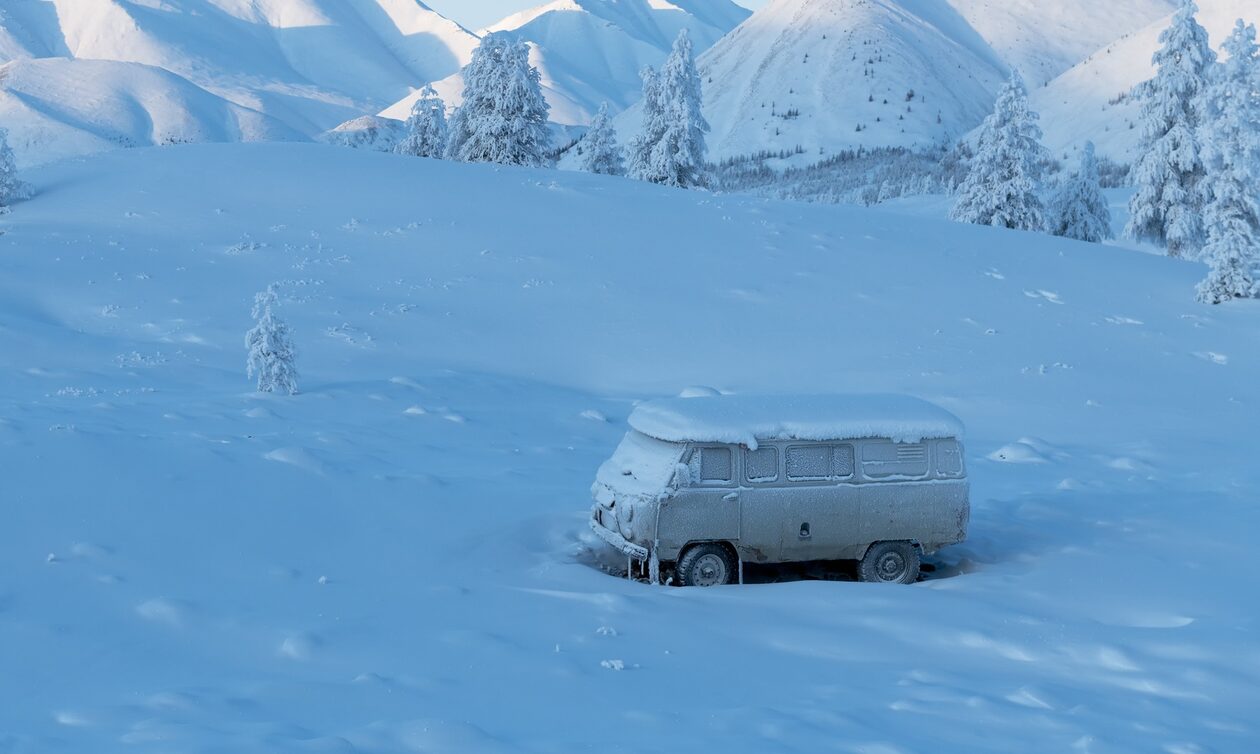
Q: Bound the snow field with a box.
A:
[0,142,1257,752]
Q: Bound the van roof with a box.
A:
[628,393,964,448]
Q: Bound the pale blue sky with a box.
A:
[426,0,766,32]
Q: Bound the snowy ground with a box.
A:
[881,189,1151,254]
[2,144,1258,753]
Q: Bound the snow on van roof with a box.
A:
[628,393,964,447]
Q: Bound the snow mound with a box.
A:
[320,115,406,153]
[987,440,1050,464]
[628,394,965,448]
[0,58,303,167]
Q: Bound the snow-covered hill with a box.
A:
[694,0,1009,159]
[381,0,749,127]
[0,58,302,167]
[1034,0,1256,164]
[0,0,478,147]
[2,141,1258,752]
[944,0,1177,86]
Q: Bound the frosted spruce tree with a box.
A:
[949,70,1048,230]
[626,66,664,181]
[0,127,31,211]
[579,102,624,175]
[628,30,709,188]
[245,286,299,395]
[1047,142,1113,242]
[446,33,552,167]
[1195,21,1260,304]
[397,84,448,159]
[1125,0,1215,257]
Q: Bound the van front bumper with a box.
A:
[589,509,649,560]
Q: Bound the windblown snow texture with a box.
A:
[3,142,1257,753]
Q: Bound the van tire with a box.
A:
[859,541,920,584]
[676,543,736,587]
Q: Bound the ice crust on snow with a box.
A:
[628,394,965,449]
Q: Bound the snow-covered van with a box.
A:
[590,394,969,586]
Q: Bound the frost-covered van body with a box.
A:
[590,395,969,586]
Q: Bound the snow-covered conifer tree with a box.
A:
[579,102,624,175]
[626,66,664,181]
[1047,142,1113,242]
[647,29,710,188]
[0,127,31,211]
[1126,0,1215,257]
[245,286,299,395]
[446,34,552,167]
[1195,20,1260,303]
[396,84,448,159]
[626,30,709,188]
[949,70,1048,230]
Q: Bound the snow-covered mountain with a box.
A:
[381,0,749,127]
[944,0,1177,87]
[0,57,303,166]
[0,0,478,162]
[694,0,1009,160]
[1034,0,1256,164]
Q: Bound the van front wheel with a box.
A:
[859,542,920,584]
[676,543,736,587]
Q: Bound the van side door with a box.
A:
[658,444,741,557]
[779,443,862,562]
[734,444,791,563]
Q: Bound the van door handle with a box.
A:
[799,522,811,538]
[723,492,739,502]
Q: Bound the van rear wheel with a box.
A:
[859,541,920,584]
[676,543,736,587]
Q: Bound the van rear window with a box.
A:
[861,442,929,479]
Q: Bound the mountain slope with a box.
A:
[1,141,1258,752]
[0,57,303,166]
[0,0,479,136]
[381,0,749,126]
[693,0,1009,160]
[944,0,1177,86]
[1034,0,1256,163]
[0,0,72,60]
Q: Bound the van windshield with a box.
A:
[595,431,686,498]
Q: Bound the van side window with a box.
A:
[689,446,732,484]
[861,441,929,479]
[744,446,778,483]
[832,444,855,478]
[786,445,831,481]
[936,439,963,476]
